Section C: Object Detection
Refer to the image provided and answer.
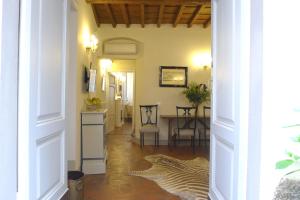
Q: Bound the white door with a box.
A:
[18,0,69,199]
[210,0,250,200]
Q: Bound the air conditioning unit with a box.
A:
[103,43,137,55]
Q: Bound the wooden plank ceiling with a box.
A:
[86,0,211,28]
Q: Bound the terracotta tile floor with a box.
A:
[84,123,209,200]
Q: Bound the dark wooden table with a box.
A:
[160,114,210,146]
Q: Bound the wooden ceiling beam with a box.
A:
[140,4,145,28]
[121,4,130,27]
[203,16,211,28]
[188,5,206,28]
[157,4,164,27]
[173,5,184,27]
[86,0,210,5]
[104,4,117,28]
[91,4,101,27]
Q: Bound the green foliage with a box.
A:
[276,119,300,170]
[292,135,300,143]
[183,82,210,107]
[276,159,294,169]
[276,139,300,170]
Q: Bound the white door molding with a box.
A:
[0,0,19,199]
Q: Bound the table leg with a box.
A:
[168,119,172,147]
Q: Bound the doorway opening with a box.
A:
[106,59,136,136]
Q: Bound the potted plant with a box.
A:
[274,109,300,199]
[183,82,210,108]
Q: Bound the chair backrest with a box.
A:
[203,106,211,128]
[140,105,158,126]
[203,106,211,119]
[176,106,198,130]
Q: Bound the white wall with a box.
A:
[98,25,211,143]
[258,1,300,199]
[68,0,100,170]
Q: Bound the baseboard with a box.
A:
[82,160,106,174]
[132,137,208,146]
[132,137,168,145]
[59,188,69,200]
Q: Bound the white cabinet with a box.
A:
[81,109,107,174]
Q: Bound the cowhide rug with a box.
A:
[129,154,209,200]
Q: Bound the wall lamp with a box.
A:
[192,52,212,69]
[85,34,98,53]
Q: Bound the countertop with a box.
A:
[81,108,108,114]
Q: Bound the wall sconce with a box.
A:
[192,52,212,69]
[85,34,98,53]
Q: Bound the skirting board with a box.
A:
[60,189,69,200]
[132,137,207,146]
[82,160,106,174]
[132,137,168,145]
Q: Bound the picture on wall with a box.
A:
[159,66,188,87]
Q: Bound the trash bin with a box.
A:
[68,171,84,200]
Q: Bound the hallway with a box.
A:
[84,123,209,200]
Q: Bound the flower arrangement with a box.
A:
[85,97,101,110]
[182,82,210,107]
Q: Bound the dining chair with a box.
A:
[139,105,159,148]
[199,106,211,146]
[173,106,198,153]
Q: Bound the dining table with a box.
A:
[160,114,210,146]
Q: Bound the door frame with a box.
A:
[0,0,19,199]
[110,70,136,135]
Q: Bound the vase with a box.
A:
[273,169,300,200]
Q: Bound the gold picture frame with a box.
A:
[159,66,188,87]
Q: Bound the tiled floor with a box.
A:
[84,123,209,200]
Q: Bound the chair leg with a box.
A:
[157,132,159,147]
[140,132,142,148]
[154,132,157,147]
[192,136,195,154]
[204,128,207,147]
[174,135,176,147]
[142,133,145,147]
[198,129,201,146]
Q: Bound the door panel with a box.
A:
[215,0,235,125]
[18,0,68,199]
[36,132,63,198]
[210,0,249,199]
[214,139,233,200]
[37,0,65,120]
